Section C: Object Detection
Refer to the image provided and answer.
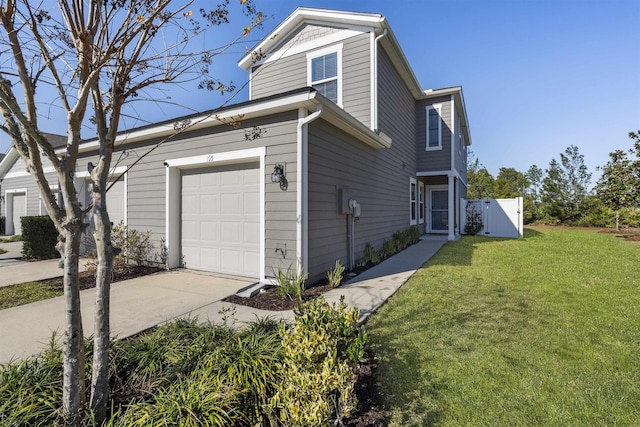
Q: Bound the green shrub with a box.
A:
[363,242,380,265]
[268,297,366,426]
[381,239,396,259]
[21,216,59,259]
[327,259,345,288]
[273,263,307,301]
[464,202,484,234]
[84,221,155,273]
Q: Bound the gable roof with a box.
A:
[0,132,66,178]
[239,7,425,99]
[239,7,471,144]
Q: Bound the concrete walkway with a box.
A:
[0,236,447,364]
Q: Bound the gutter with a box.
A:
[372,27,388,131]
[296,105,323,275]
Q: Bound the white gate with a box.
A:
[462,197,523,239]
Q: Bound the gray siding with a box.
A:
[271,24,341,54]
[416,95,453,172]
[452,107,468,180]
[307,117,416,283]
[2,157,58,225]
[77,111,300,273]
[251,31,372,127]
[376,47,416,163]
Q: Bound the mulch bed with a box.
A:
[345,358,387,426]
[223,283,335,311]
[38,265,165,291]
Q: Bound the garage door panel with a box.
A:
[12,194,26,235]
[181,163,260,277]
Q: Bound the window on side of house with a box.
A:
[307,45,342,106]
[426,104,442,150]
[418,181,425,224]
[410,177,417,225]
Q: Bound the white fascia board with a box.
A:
[0,149,19,178]
[4,166,56,180]
[259,26,368,67]
[75,165,127,179]
[164,147,265,169]
[417,170,455,177]
[239,8,383,70]
[66,91,318,155]
[319,100,392,149]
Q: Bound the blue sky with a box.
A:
[2,0,639,184]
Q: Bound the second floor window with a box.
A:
[426,104,442,150]
[308,45,342,106]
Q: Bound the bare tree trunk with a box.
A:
[616,209,620,231]
[90,184,114,423]
[60,224,86,423]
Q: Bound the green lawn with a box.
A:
[0,282,62,309]
[367,227,640,426]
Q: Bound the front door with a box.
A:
[429,189,448,233]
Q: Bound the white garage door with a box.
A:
[12,193,26,235]
[181,163,260,277]
[106,180,125,225]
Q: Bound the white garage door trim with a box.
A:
[5,188,27,235]
[165,147,266,281]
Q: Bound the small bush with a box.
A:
[21,216,59,259]
[464,202,484,235]
[327,259,345,288]
[381,239,396,259]
[84,221,155,273]
[273,264,307,301]
[363,242,380,265]
[268,297,366,426]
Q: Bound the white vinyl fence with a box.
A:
[462,197,524,239]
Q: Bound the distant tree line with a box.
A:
[467,131,640,230]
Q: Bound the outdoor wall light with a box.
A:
[271,163,288,191]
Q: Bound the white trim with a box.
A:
[164,147,267,282]
[448,177,455,241]
[5,166,55,179]
[76,166,128,226]
[450,96,456,173]
[427,186,448,235]
[426,104,442,151]
[238,7,383,70]
[39,185,59,216]
[418,181,425,225]
[296,106,323,275]
[5,188,27,235]
[409,177,417,225]
[370,31,376,130]
[259,27,365,67]
[307,44,343,107]
[61,91,319,155]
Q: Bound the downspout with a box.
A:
[372,28,387,131]
[296,105,323,275]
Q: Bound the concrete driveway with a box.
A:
[0,270,258,363]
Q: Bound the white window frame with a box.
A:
[410,177,417,225]
[307,44,343,107]
[426,104,442,151]
[418,181,425,224]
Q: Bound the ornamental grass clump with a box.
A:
[273,263,307,301]
[327,259,345,288]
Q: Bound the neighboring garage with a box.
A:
[181,163,260,278]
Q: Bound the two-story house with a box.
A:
[0,7,471,284]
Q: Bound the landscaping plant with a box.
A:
[268,296,367,426]
[327,259,346,288]
[273,263,308,301]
